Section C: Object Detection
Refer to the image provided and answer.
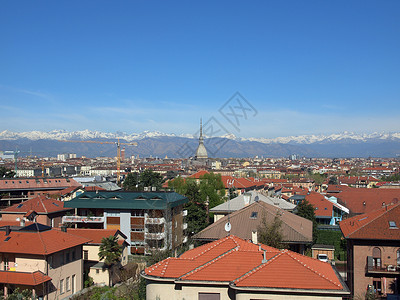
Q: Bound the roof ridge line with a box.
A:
[285,251,342,288]
[233,251,283,284]
[179,245,238,280]
[191,235,232,259]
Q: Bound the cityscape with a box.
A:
[1,1,400,300]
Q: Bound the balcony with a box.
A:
[62,215,105,223]
[145,217,165,225]
[145,232,166,240]
[366,258,400,275]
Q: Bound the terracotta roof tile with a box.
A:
[0,195,72,214]
[0,270,51,285]
[145,236,344,291]
[0,229,90,255]
[340,202,400,240]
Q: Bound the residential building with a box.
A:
[0,223,89,299]
[0,177,81,208]
[142,235,350,299]
[340,203,400,298]
[210,191,296,222]
[60,228,129,286]
[0,195,73,227]
[63,191,188,254]
[196,201,312,254]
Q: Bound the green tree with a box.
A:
[0,166,15,178]
[167,175,186,195]
[296,199,318,243]
[99,235,122,286]
[198,173,225,209]
[123,172,140,191]
[257,212,286,249]
[184,180,208,236]
[138,169,163,191]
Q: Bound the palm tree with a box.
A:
[98,235,122,286]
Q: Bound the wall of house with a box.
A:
[146,280,231,300]
[14,254,46,273]
[89,266,109,285]
[47,246,84,300]
[235,292,343,300]
[351,241,399,298]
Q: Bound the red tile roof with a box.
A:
[0,270,51,286]
[0,228,90,255]
[340,202,400,240]
[189,170,209,179]
[0,177,81,191]
[333,188,400,215]
[145,235,344,291]
[59,228,124,244]
[0,195,72,214]
[305,192,333,217]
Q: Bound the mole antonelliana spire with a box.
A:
[195,118,208,159]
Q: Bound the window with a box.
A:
[397,249,400,267]
[66,277,70,292]
[372,247,381,268]
[72,249,76,261]
[83,250,88,260]
[49,256,53,269]
[4,258,9,271]
[71,275,75,294]
[250,212,258,219]
[60,279,64,294]
[373,278,382,294]
[389,221,398,229]
[198,293,220,300]
[96,269,99,274]
[66,252,70,263]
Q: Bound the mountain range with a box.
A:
[1,130,400,158]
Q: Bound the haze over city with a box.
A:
[1,1,400,139]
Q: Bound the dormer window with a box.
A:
[389,221,398,229]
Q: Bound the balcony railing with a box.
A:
[366,258,400,275]
[145,217,165,225]
[145,232,166,240]
[62,216,105,223]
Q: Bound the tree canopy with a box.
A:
[98,235,122,266]
[257,212,285,249]
[123,169,164,191]
[0,166,15,178]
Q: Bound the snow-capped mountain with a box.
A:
[1,129,399,145]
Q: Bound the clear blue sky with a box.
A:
[1,1,399,138]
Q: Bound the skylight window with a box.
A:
[17,203,23,208]
[389,221,398,229]
[4,237,11,242]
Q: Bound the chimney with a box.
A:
[252,231,258,244]
[262,250,267,263]
[244,193,251,206]
[5,226,11,236]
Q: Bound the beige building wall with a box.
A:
[15,254,46,273]
[47,247,84,300]
[89,266,109,285]
[146,281,231,300]
[235,292,342,300]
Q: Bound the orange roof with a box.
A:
[340,202,400,240]
[0,177,81,191]
[334,188,400,214]
[189,170,209,179]
[305,192,333,217]
[59,228,125,244]
[0,195,72,214]
[144,235,344,291]
[0,270,51,286]
[0,229,91,255]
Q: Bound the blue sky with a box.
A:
[1,1,399,138]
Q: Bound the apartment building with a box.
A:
[63,191,188,254]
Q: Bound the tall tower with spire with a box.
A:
[195,118,208,159]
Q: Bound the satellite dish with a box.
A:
[224,222,231,232]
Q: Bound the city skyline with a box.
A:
[1,1,400,139]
